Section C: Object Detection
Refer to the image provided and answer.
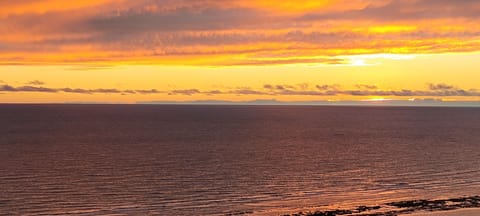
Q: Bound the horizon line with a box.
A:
[1,100,480,107]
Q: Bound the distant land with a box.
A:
[138,99,480,107]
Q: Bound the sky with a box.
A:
[1,0,480,103]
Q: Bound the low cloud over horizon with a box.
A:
[1,81,479,99]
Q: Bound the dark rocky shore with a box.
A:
[281,196,480,216]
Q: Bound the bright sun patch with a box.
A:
[368,25,418,33]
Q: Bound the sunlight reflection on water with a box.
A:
[0,105,479,215]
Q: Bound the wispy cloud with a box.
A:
[2,1,480,65]
[355,84,378,90]
[26,80,45,85]
[428,83,456,91]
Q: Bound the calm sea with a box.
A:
[0,105,479,215]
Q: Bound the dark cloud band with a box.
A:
[1,83,479,97]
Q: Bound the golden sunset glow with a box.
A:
[1,0,480,104]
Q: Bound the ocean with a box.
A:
[0,105,479,215]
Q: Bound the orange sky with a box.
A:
[1,0,480,103]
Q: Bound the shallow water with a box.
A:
[0,105,479,215]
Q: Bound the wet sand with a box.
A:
[281,196,480,216]
[409,208,480,216]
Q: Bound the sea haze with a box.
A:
[0,105,479,215]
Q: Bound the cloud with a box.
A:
[428,83,456,91]
[135,89,162,94]
[249,83,480,97]
[27,80,45,85]
[88,7,263,34]
[0,85,58,93]
[264,84,296,90]
[163,83,480,97]
[301,0,480,21]
[213,57,346,66]
[356,84,378,89]
[168,89,201,95]
[2,1,480,65]
[0,84,164,95]
[0,82,479,98]
[230,88,265,95]
[316,84,340,91]
[61,88,125,94]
